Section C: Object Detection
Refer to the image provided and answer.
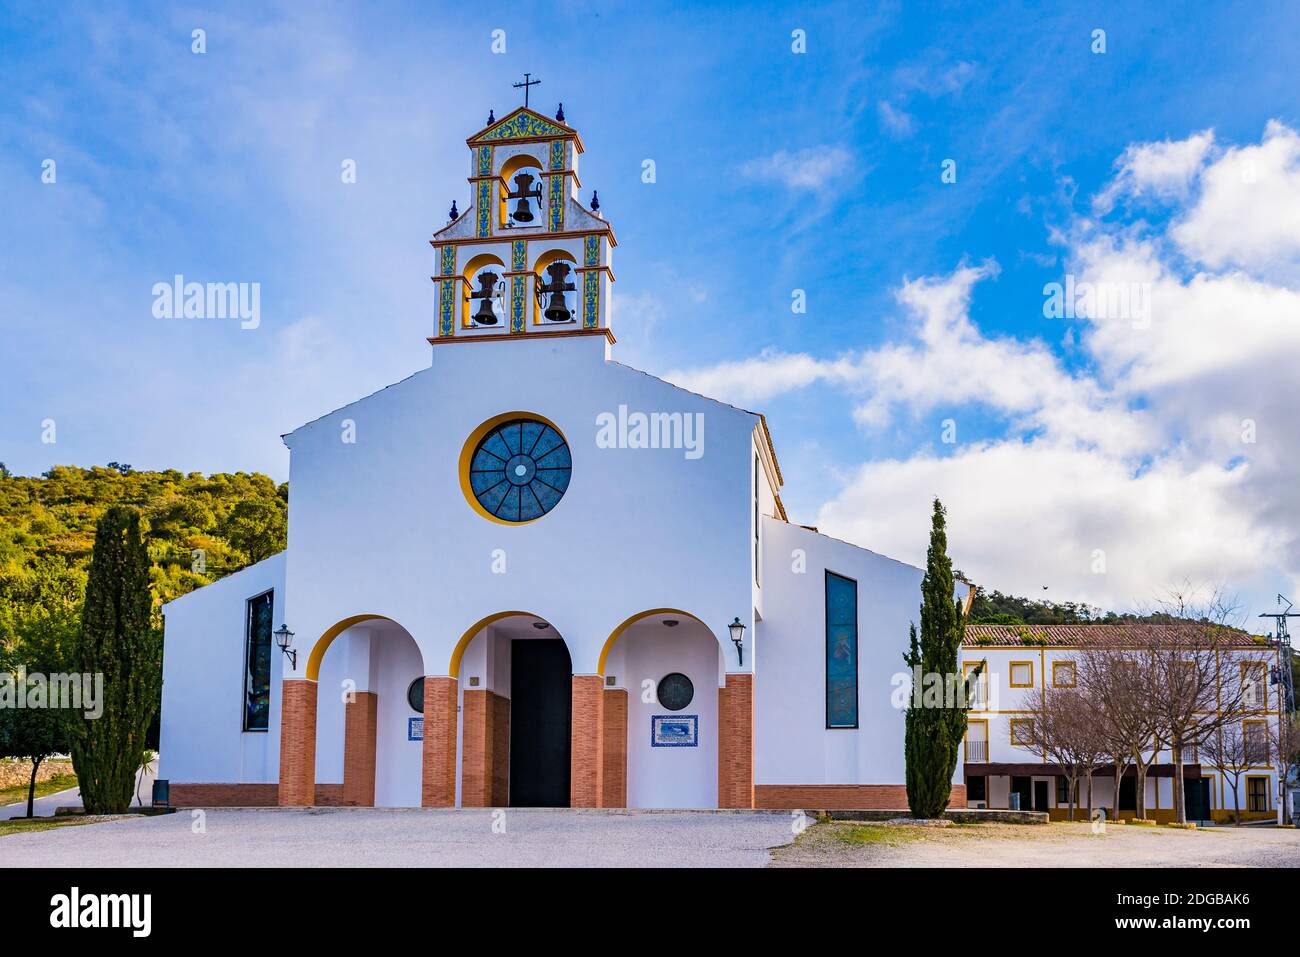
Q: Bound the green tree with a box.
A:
[68,507,161,815]
[220,499,287,564]
[903,498,976,818]
[0,604,76,817]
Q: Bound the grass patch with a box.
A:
[0,816,101,838]
[0,773,78,809]
[831,823,927,846]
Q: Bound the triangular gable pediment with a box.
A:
[467,107,580,147]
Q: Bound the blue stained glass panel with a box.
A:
[825,572,859,728]
[468,418,571,522]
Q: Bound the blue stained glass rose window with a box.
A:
[469,418,571,522]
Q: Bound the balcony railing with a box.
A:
[964,741,988,762]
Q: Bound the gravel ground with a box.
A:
[772,820,1300,867]
[0,807,800,868]
[6,809,1295,868]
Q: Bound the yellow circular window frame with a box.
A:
[459,411,569,526]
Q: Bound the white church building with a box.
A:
[158,104,971,811]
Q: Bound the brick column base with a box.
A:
[342,691,378,807]
[421,676,458,807]
[462,689,510,806]
[718,673,754,808]
[570,676,605,807]
[278,679,318,806]
[602,688,628,809]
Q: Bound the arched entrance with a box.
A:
[452,612,574,807]
[281,614,425,807]
[599,610,722,808]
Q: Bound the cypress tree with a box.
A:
[903,498,975,818]
[70,506,161,814]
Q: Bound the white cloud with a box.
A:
[686,123,1300,612]
[1170,120,1300,278]
[815,441,1266,611]
[1093,130,1214,213]
[663,349,858,406]
[739,146,851,191]
[877,101,916,139]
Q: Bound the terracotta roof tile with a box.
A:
[963,622,1270,649]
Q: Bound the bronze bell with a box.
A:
[543,290,570,322]
[507,172,543,224]
[539,261,576,322]
[469,270,500,325]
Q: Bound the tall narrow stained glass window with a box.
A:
[825,571,858,728]
[243,591,274,731]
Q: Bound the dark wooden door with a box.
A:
[1033,779,1049,812]
[1119,775,1136,811]
[1011,776,1032,810]
[509,639,571,807]
[1185,779,1211,821]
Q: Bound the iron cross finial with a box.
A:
[513,72,541,108]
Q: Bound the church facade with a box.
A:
[158,105,967,810]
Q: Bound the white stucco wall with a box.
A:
[756,519,963,788]
[281,335,757,680]
[159,553,286,784]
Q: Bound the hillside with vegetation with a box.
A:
[0,463,286,636]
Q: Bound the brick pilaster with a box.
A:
[278,679,318,806]
[461,689,511,807]
[570,675,605,808]
[342,691,378,807]
[717,673,754,808]
[602,688,628,809]
[421,676,458,807]
[490,693,510,806]
[461,689,491,806]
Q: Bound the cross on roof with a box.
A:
[512,72,541,108]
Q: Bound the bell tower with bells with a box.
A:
[429,83,616,348]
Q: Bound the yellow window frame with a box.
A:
[1010,717,1036,746]
[1243,719,1270,766]
[964,718,989,762]
[1009,660,1034,688]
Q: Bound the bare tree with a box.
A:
[1201,722,1252,825]
[1145,584,1262,823]
[1081,648,1160,819]
[1015,683,1106,821]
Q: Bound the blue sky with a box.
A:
[4,1,1300,621]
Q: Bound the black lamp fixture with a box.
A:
[274,624,297,670]
[532,621,550,630]
[727,617,746,666]
[662,619,679,628]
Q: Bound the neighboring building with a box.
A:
[960,623,1287,824]
[158,104,973,810]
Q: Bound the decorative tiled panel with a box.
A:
[477,145,493,177]
[479,113,568,141]
[438,244,457,337]
[439,279,455,337]
[476,181,492,237]
[510,275,526,332]
[549,139,565,171]
[583,269,599,328]
[584,234,600,267]
[511,239,527,272]
[547,173,564,232]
